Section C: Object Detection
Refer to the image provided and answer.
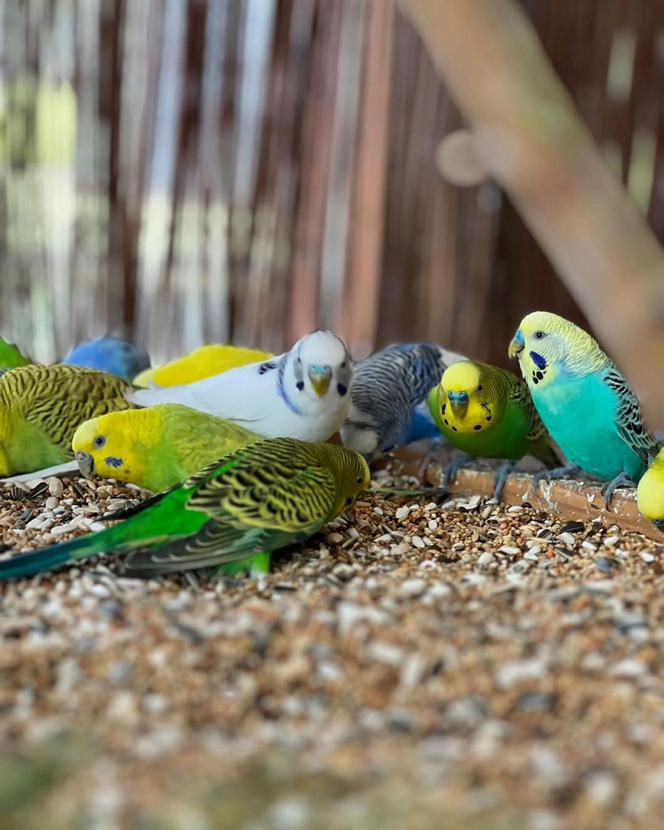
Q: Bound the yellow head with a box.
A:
[329,446,371,514]
[72,408,162,484]
[439,361,501,434]
[508,311,606,388]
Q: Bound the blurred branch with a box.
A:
[399,0,664,421]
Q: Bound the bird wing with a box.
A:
[126,355,284,423]
[3,365,132,451]
[603,366,659,464]
[505,372,548,443]
[120,445,338,574]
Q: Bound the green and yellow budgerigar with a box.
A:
[133,344,272,387]
[0,337,31,370]
[0,364,133,476]
[0,438,371,580]
[73,404,261,492]
[428,360,559,498]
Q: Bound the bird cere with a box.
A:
[0,315,662,582]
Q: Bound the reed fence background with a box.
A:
[1,0,662,365]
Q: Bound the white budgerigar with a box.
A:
[127,331,353,442]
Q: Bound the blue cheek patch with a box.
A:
[105,456,123,469]
[530,351,547,370]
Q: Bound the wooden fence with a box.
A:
[0,0,662,366]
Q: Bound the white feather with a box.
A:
[127,332,352,442]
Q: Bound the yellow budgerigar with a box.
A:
[636,448,664,528]
[73,404,261,492]
[133,344,272,387]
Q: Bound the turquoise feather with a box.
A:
[528,367,648,481]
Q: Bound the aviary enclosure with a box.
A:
[2,2,664,829]
[3,0,663,366]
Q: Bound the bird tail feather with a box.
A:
[0,522,129,580]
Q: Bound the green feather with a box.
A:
[428,361,558,466]
[0,337,32,370]
[0,438,369,580]
[0,364,133,476]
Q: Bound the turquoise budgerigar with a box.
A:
[508,311,658,504]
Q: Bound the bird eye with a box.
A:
[94,435,106,449]
[535,331,545,340]
[477,385,483,391]
[356,475,363,484]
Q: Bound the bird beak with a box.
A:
[308,365,332,397]
[75,451,94,479]
[508,329,525,359]
[448,391,469,419]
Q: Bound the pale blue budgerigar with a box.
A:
[340,342,464,459]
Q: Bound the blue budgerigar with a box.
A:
[340,342,464,459]
[63,335,151,382]
[509,311,658,505]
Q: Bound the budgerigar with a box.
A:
[134,344,272,388]
[341,342,465,459]
[127,331,353,443]
[636,448,664,528]
[0,438,370,580]
[0,364,133,476]
[509,311,658,505]
[0,337,31,370]
[428,360,559,498]
[73,404,260,492]
[63,335,151,381]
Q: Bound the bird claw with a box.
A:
[532,464,579,487]
[493,461,516,501]
[436,454,473,502]
[601,473,634,509]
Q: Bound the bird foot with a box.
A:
[436,454,473,502]
[532,464,580,487]
[601,473,634,509]
[493,461,516,501]
[215,552,271,580]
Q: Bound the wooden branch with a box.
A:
[398,0,664,423]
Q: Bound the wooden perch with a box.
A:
[398,0,664,423]
[423,464,664,543]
